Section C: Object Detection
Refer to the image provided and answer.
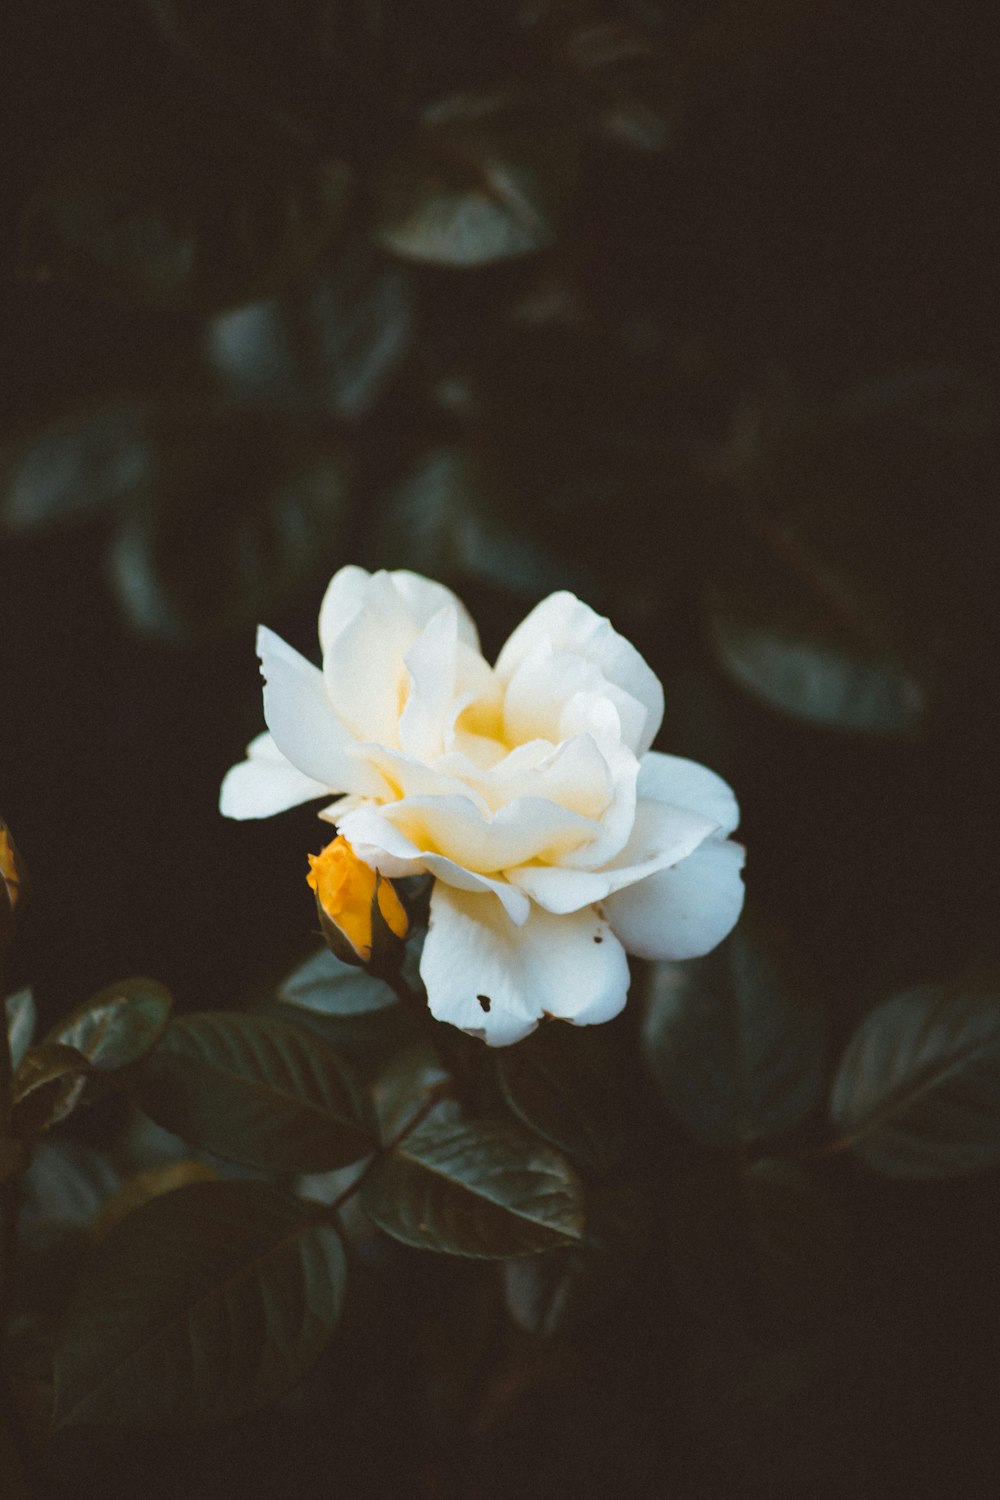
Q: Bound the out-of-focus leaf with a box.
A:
[19,1138,122,1247]
[92,1160,219,1241]
[52,1180,346,1428]
[278,948,397,1017]
[503,1184,648,1336]
[707,368,997,737]
[372,447,565,596]
[5,989,36,1073]
[44,977,172,1073]
[0,399,151,535]
[373,94,576,267]
[19,97,352,311]
[207,241,416,421]
[142,0,359,136]
[496,1021,627,1174]
[110,412,351,643]
[369,1041,452,1144]
[706,566,927,738]
[132,1012,375,1172]
[9,1046,92,1139]
[362,1116,584,1257]
[642,915,827,1148]
[830,975,1000,1178]
[559,18,678,153]
[0,1139,28,1185]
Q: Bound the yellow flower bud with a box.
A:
[306,835,408,968]
[0,827,20,913]
[1,820,26,961]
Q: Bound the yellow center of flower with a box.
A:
[306,835,408,960]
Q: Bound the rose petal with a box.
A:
[381,794,597,874]
[398,606,459,761]
[637,751,740,835]
[603,836,746,960]
[257,626,386,798]
[319,566,479,660]
[507,798,719,912]
[335,805,530,924]
[495,592,663,754]
[502,647,648,755]
[321,572,419,744]
[421,884,630,1046]
[219,732,330,819]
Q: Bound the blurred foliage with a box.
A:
[2,0,1000,1495]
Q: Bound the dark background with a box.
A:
[2,2,999,1495]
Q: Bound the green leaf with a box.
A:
[278,948,397,1017]
[706,573,926,737]
[52,1180,346,1428]
[0,1138,28,1185]
[373,94,576,267]
[45,978,172,1073]
[110,413,351,644]
[132,1013,375,1173]
[503,1184,648,1336]
[362,1116,584,1257]
[642,917,827,1148]
[9,1045,92,1138]
[5,988,36,1073]
[19,96,353,311]
[704,369,994,737]
[830,975,1000,1178]
[20,1138,122,1243]
[371,447,565,598]
[0,399,151,536]
[496,1022,627,1174]
[370,1041,452,1144]
[206,241,416,422]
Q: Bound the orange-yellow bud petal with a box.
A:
[1,826,21,914]
[306,835,408,965]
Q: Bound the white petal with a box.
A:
[398,605,459,761]
[335,805,530,924]
[421,885,631,1046]
[317,565,374,654]
[257,626,387,798]
[502,647,647,755]
[604,836,746,961]
[508,798,719,913]
[321,572,418,744]
[390,570,480,650]
[637,752,740,835]
[219,732,329,819]
[380,794,596,874]
[319,566,479,658]
[495,591,664,754]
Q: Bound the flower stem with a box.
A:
[324,1087,445,1218]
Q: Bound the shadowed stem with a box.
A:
[324,1086,447,1219]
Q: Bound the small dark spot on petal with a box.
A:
[594,934,603,943]
[477,994,492,1012]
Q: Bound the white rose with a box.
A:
[221,567,745,1045]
